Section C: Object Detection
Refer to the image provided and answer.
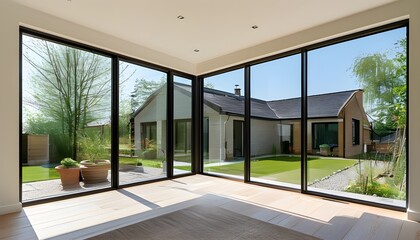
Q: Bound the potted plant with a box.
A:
[79,136,111,184]
[319,144,331,156]
[55,158,80,188]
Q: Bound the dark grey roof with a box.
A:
[267,90,357,119]
[134,82,359,120]
[203,87,358,119]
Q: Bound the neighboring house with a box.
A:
[132,83,371,160]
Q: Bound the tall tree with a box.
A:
[23,36,111,160]
[130,77,165,112]
[352,39,406,135]
[352,38,407,182]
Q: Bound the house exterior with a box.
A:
[133,83,371,160]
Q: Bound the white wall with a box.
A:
[134,88,167,152]
[250,119,280,156]
[1,0,420,221]
[203,105,224,161]
[174,89,192,120]
[133,86,191,156]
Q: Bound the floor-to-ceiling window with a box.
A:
[173,76,193,175]
[199,21,407,209]
[250,54,301,188]
[118,60,167,185]
[306,26,407,207]
[20,29,194,202]
[21,21,407,209]
[22,33,112,201]
[203,68,245,179]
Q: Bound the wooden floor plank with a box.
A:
[398,220,420,240]
[313,207,361,240]
[343,213,387,240]
[0,175,417,240]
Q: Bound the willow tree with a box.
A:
[352,39,406,190]
[23,36,111,160]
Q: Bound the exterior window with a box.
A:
[312,123,338,149]
[352,119,360,145]
[175,120,191,153]
[141,122,157,149]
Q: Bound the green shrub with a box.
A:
[346,180,401,199]
[60,158,80,168]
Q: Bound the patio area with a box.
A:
[22,166,190,202]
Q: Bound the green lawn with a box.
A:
[204,156,357,184]
[22,156,357,184]
[22,166,60,183]
[119,157,162,168]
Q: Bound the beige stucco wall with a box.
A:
[1,0,419,221]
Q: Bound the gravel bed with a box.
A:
[309,160,388,191]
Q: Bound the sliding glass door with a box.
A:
[203,68,245,179]
[250,54,301,188]
[118,60,167,185]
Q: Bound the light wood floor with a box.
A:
[1,175,419,240]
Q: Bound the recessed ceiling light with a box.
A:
[177,15,185,20]
[251,25,258,29]
[194,49,200,52]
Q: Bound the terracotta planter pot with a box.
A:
[55,166,80,188]
[80,160,111,184]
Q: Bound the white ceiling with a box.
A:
[13,0,397,64]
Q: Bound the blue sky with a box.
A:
[204,27,406,101]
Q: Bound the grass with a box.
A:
[22,156,357,185]
[205,156,357,184]
[22,166,60,183]
[119,157,162,168]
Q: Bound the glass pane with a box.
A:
[118,61,167,185]
[203,69,245,179]
[174,76,192,175]
[307,27,407,207]
[22,34,112,201]
[250,54,301,188]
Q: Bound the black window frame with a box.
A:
[174,119,192,153]
[198,20,409,211]
[141,122,158,149]
[19,19,408,212]
[352,119,360,145]
[19,27,196,205]
[312,122,339,149]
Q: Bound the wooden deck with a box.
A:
[0,175,419,239]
